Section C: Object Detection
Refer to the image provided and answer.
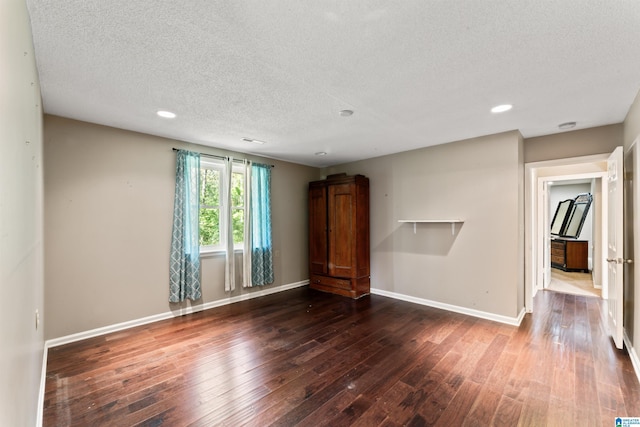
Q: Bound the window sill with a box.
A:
[200,248,244,258]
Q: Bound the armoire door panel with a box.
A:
[329,185,354,277]
[309,185,328,274]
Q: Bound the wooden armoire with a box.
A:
[551,238,589,272]
[308,173,370,298]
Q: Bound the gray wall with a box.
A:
[0,0,45,424]
[44,116,319,339]
[525,124,622,163]
[325,131,525,319]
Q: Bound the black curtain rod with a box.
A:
[172,148,274,167]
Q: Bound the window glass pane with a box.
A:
[232,208,244,244]
[198,164,245,249]
[231,171,244,207]
[200,207,220,246]
[201,168,220,206]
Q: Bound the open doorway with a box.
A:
[546,179,600,298]
[526,146,633,354]
[524,153,609,312]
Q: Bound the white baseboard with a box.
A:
[45,280,309,349]
[624,330,640,385]
[370,287,526,326]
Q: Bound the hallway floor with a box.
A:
[548,268,601,298]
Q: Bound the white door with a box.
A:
[542,181,551,289]
[607,146,624,349]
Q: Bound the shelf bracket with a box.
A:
[398,219,463,236]
[411,222,455,234]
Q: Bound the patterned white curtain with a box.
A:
[169,150,201,302]
[222,156,235,291]
[242,160,253,288]
[222,158,273,290]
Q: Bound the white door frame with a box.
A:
[525,154,609,312]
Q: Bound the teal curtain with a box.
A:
[169,150,202,302]
[250,163,274,286]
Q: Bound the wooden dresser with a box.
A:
[308,174,370,298]
[551,238,589,272]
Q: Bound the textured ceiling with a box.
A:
[26,1,640,167]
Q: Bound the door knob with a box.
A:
[607,258,632,264]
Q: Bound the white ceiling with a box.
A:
[26,1,640,167]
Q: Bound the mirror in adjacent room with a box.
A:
[550,193,593,238]
[562,193,592,238]
[550,199,574,236]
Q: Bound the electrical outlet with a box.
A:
[35,309,39,330]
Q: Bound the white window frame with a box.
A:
[199,158,245,255]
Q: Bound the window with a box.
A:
[229,169,245,245]
[199,159,244,252]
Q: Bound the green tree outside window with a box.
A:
[199,165,244,248]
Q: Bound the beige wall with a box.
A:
[44,116,319,339]
[623,90,640,350]
[524,124,622,163]
[0,0,45,425]
[325,131,524,319]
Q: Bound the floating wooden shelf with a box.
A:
[398,219,464,235]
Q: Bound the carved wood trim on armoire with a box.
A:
[308,173,370,298]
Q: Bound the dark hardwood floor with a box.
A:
[43,287,640,426]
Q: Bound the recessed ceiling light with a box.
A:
[490,104,512,113]
[558,121,577,130]
[339,109,354,117]
[157,110,176,119]
[242,138,266,145]
[315,152,327,156]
